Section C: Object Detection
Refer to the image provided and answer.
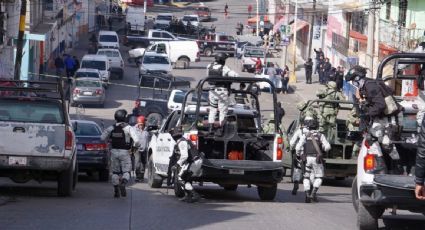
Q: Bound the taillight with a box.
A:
[73,88,81,94]
[277,137,283,145]
[364,154,375,171]
[190,134,198,142]
[85,143,108,151]
[228,150,243,160]
[95,89,103,95]
[277,148,283,160]
[276,135,283,160]
[65,130,73,150]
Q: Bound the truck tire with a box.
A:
[178,57,190,69]
[147,155,163,188]
[173,168,185,198]
[146,112,163,127]
[357,201,382,230]
[99,169,110,182]
[223,184,238,191]
[204,48,213,57]
[57,159,75,197]
[257,184,277,201]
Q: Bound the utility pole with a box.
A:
[307,0,316,59]
[282,0,290,67]
[366,0,376,78]
[290,0,298,83]
[256,0,259,36]
[14,0,27,80]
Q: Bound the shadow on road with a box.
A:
[381,214,425,229]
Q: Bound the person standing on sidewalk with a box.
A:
[54,55,64,77]
[130,116,150,182]
[335,66,344,91]
[267,63,278,92]
[304,58,313,84]
[323,58,332,84]
[64,54,76,79]
[255,57,262,74]
[313,48,324,74]
[108,17,113,31]
[318,56,325,84]
[72,56,80,74]
[248,5,253,18]
[281,65,290,94]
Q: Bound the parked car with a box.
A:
[0,79,77,196]
[197,32,236,57]
[240,46,265,72]
[98,30,120,49]
[139,52,172,77]
[80,54,111,86]
[155,13,174,30]
[70,77,106,107]
[167,89,209,112]
[182,14,201,27]
[126,5,145,33]
[146,41,200,68]
[96,48,124,79]
[75,68,102,80]
[124,29,180,48]
[195,6,211,22]
[71,120,110,181]
[254,67,282,93]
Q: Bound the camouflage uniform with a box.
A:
[347,108,361,159]
[298,101,318,124]
[316,81,343,135]
[263,114,276,134]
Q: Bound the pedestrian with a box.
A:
[318,56,325,84]
[248,4,253,18]
[313,48,324,74]
[255,57,262,74]
[280,65,290,94]
[54,55,64,77]
[210,24,216,33]
[328,67,337,82]
[276,102,285,124]
[263,33,269,48]
[207,53,239,134]
[304,58,313,84]
[73,56,80,74]
[416,118,425,200]
[266,63,278,93]
[335,66,344,91]
[64,54,76,79]
[130,116,150,182]
[274,31,281,49]
[108,17,113,31]
[295,117,331,203]
[101,109,134,198]
[132,99,141,117]
[224,3,228,18]
[316,81,344,135]
[323,58,332,84]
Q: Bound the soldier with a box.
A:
[316,81,344,136]
[295,117,331,203]
[346,108,361,159]
[263,113,276,134]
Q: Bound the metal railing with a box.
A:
[379,19,425,51]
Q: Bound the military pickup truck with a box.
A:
[197,32,236,57]
[0,79,78,196]
[146,77,285,200]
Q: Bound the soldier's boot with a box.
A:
[291,183,299,195]
[114,186,120,198]
[179,191,192,202]
[311,187,319,202]
[120,179,128,197]
[304,190,311,203]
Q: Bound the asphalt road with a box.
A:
[1,1,425,230]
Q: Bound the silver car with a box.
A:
[70,78,106,107]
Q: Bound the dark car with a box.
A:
[71,120,110,181]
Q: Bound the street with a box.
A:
[1,1,425,230]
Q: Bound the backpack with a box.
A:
[110,123,132,150]
[376,80,402,116]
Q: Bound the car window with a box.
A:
[81,60,106,70]
[99,35,118,42]
[157,43,167,54]
[148,44,157,52]
[166,113,181,132]
[75,80,101,87]
[402,113,417,131]
[143,55,170,64]
[173,91,185,103]
[245,49,265,57]
[75,72,100,79]
[98,50,120,57]
[157,15,172,20]
[72,122,101,136]
[152,32,161,38]
[0,100,64,124]
[162,32,173,39]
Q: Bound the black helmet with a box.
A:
[345,65,367,82]
[304,117,317,129]
[114,109,127,122]
[215,53,227,65]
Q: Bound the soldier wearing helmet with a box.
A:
[130,115,150,182]
[101,109,136,198]
[263,113,276,134]
[316,81,344,135]
[206,53,239,134]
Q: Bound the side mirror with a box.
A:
[346,131,363,142]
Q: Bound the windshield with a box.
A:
[99,35,118,42]
[97,50,120,57]
[72,122,101,136]
[245,49,265,57]
[75,80,102,88]
[174,91,209,104]
[81,60,106,70]
[402,113,417,131]
[0,100,64,124]
[157,15,172,21]
[75,72,100,79]
[183,16,198,21]
[143,55,170,64]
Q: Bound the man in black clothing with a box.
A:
[335,66,344,91]
[304,58,313,84]
[313,48,324,74]
[323,58,332,84]
[276,102,285,124]
[416,118,425,200]
[318,56,325,84]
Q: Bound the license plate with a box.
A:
[8,156,27,166]
[229,169,244,175]
[77,144,83,151]
[83,92,93,96]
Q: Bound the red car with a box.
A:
[196,6,211,22]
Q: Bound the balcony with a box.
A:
[379,19,425,51]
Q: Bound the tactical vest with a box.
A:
[208,64,223,77]
[175,138,199,163]
[111,123,132,150]
[303,132,321,156]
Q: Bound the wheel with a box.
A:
[204,48,213,57]
[72,163,78,190]
[119,72,124,80]
[223,184,238,191]
[282,167,287,177]
[257,184,277,201]
[358,201,383,230]
[99,169,109,182]
[173,167,185,198]
[241,66,245,72]
[352,176,359,212]
[178,57,190,69]
[146,112,163,127]
[147,155,163,188]
[57,158,75,197]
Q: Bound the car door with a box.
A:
[154,111,179,174]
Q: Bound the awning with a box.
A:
[349,30,398,54]
[273,16,286,32]
[247,15,270,24]
[289,20,309,34]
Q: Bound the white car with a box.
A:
[155,13,173,29]
[254,67,282,93]
[97,49,124,79]
[167,89,209,112]
[240,46,265,73]
[182,15,200,27]
[80,55,111,87]
[139,52,172,76]
[98,30,120,49]
[74,68,101,80]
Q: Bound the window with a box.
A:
[152,32,161,38]
[0,100,64,124]
[72,122,101,136]
[398,0,408,27]
[157,43,167,54]
[245,49,265,57]
[99,35,118,42]
[75,80,102,87]
[75,72,100,79]
[162,32,173,39]
[43,0,53,11]
[98,50,119,57]
[157,15,172,21]
[81,60,106,70]
[142,55,169,64]
[385,1,391,20]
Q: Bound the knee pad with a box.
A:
[313,177,323,188]
[111,174,120,186]
[184,182,193,191]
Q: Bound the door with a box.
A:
[154,112,179,173]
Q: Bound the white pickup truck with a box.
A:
[0,79,77,196]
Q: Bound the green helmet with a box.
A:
[297,101,308,111]
[327,81,337,89]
